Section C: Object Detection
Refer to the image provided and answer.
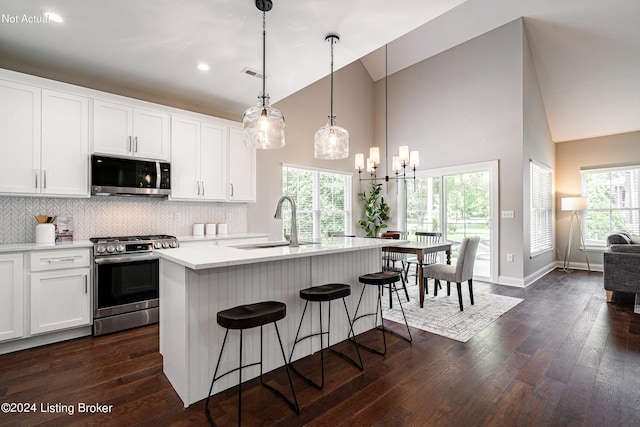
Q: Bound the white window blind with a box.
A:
[282,165,352,242]
[581,165,640,245]
[530,160,553,255]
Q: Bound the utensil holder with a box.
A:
[36,223,56,244]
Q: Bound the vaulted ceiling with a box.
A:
[1,0,638,142]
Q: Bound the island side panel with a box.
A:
[159,259,189,407]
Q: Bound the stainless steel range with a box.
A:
[90,234,178,336]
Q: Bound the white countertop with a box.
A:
[157,237,407,270]
[0,240,94,253]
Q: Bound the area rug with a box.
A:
[381,282,523,343]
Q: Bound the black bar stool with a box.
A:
[351,271,412,356]
[205,301,299,426]
[288,283,364,389]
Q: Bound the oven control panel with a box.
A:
[91,236,178,257]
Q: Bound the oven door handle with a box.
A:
[94,254,160,265]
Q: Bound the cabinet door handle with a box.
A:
[43,170,47,189]
[202,181,205,196]
[128,136,132,152]
[134,136,138,153]
[34,170,38,188]
[230,183,234,197]
[197,181,201,196]
[84,276,88,293]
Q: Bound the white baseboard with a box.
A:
[555,260,603,272]
[0,326,92,355]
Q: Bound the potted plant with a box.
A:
[359,182,390,237]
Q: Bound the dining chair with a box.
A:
[405,232,443,293]
[423,236,480,311]
[380,231,410,305]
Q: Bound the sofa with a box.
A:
[603,232,640,302]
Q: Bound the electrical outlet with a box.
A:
[174,213,182,222]
[507,253,514,262]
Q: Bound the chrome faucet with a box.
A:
[274,196,299,247]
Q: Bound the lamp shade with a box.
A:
[354,153,365,170]
[243,1,285,150]
[561,196,587,211]
[243,95,285,149]
[314,34,348,160]
[314,118,349,159]
[369,147,380,165]
[409,150,419,168]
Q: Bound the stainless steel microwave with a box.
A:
[91,155,171,198]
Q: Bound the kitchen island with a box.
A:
[156,237,404,407]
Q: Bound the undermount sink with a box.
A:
[232,240,319,250]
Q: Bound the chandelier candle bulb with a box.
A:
[410,151,420,168]
[355,153,365,170]
[392,156,401,173]
[366,158,375,173]
[369,147,380,165]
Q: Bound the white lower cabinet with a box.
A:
[0,254,24,343]
[29,249,91,335]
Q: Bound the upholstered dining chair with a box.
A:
[405,232,443,292]
[423,236,480,311]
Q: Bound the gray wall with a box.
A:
[378,19,526,283]
[522,21,556,278]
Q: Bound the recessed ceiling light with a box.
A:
[44,12,63,23]
[197,63,210,71]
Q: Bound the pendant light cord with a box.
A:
[330,37,335,125]
[385,44,389,171]
[261,10,266,106]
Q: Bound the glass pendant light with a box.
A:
[243,0,285,149]
[314,35,349,159]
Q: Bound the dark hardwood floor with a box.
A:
[2,269,640,426]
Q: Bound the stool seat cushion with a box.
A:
[217,301,286,330]
[299,283,351,302]
[359,271,401,286]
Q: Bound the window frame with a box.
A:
[529,160,553,256]
[282,164,352,242]
[580,164,640,247]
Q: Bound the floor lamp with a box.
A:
[561,196,591,272]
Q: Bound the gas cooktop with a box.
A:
[90,234,178,256]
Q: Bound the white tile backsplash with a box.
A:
[0,196,246,243]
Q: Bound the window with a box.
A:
[581,165,640,246]
[282,165,352,242]
[405,176,440,237]
[530,160,553,255]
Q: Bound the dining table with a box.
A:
[382,241,452,308]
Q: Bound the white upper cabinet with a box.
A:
[0,80,41,195]
[171,116,227,201]
[0,80,89,197]
[200,121,228,201]
[228,127,256,202]
[41,90,89,196]
[93,99,170,161]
